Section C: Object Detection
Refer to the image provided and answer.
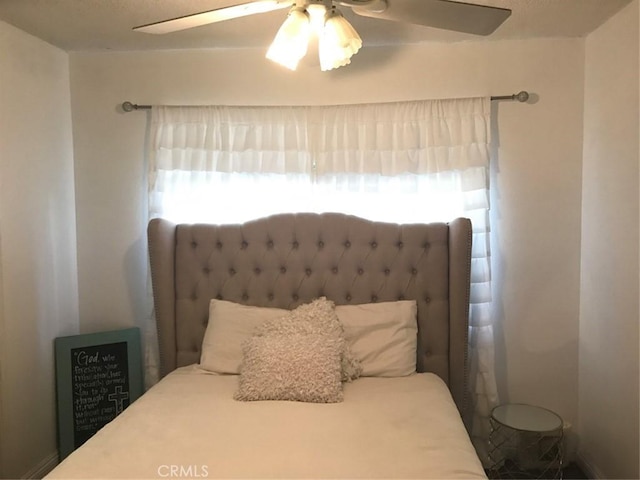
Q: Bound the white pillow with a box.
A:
[199,299,287,374]
[336,300,418,377]
[200,298,418,377]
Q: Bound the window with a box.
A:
[145,98,497,460]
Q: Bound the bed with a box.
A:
[47,212,486,479]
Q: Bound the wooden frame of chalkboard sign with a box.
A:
[55,327,143,460]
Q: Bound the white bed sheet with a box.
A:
[48,366,486,479]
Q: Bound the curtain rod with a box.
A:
[121,91,530,112]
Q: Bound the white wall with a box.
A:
[0,21,79,478]
[579,2,640,479]
[69,37,585,435]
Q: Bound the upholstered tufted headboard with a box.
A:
[148,213,472,415]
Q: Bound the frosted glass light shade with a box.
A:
[266,7,311,70]
[319,8,362,71]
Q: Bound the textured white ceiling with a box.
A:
[0,0,633,51]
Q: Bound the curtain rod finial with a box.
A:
[515,91,529,102]
[121,101,151,111]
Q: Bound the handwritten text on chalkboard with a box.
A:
[71,342,130,448]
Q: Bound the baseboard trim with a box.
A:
[22,451,59,479]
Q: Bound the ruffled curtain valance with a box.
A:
[150,98,489,175]
[310,99,490,176]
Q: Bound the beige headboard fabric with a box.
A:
[148,213,472,415]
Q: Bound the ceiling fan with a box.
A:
[133,0,512,70]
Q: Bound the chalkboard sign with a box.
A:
[55,328,143,460]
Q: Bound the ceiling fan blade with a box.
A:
[351,0,511,36]
[133,0,294,34]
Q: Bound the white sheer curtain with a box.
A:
[146,98,498,460]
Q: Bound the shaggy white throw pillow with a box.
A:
[255,297,362,382]
[234,333,344,403]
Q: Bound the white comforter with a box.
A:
[48,367,486,479]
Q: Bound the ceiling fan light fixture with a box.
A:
[266,6,311,70]
[319,7,362,71]
[306,3,328,30]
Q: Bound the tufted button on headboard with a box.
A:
[148,212,472,416]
